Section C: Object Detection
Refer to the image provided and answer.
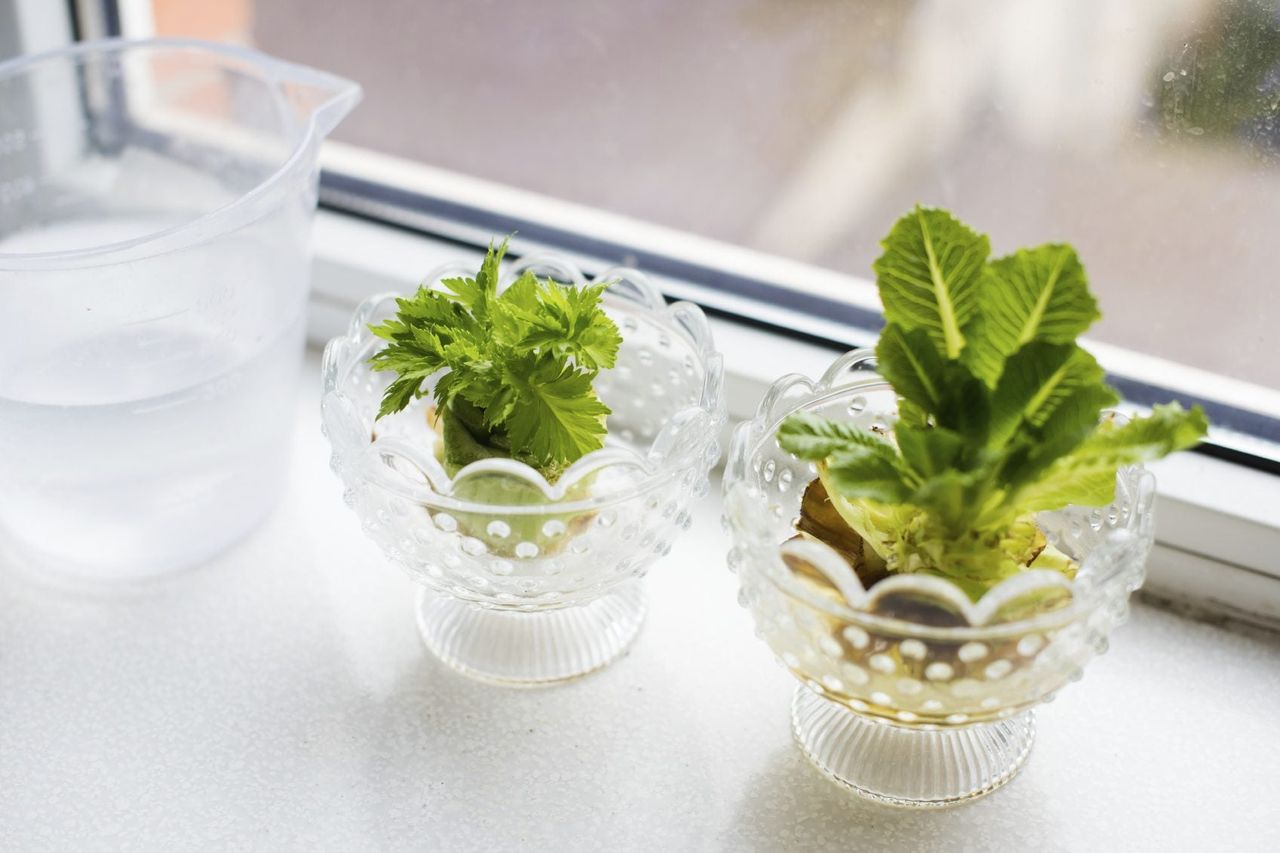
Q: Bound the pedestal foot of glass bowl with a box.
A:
[414,581,647,685]
[790,686,1035,807]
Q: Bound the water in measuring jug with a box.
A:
[0,217,308,577]
[0,40,360,578]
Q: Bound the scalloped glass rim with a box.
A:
[724,348,1155,640]
[322,253,725,515]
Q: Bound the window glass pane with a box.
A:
[147,0,1280,393]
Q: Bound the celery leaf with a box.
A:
[367,238,622,477]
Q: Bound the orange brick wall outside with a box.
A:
[147,0,255,119]
[152,0,253,44]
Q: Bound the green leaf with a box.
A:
[964,244,1100,386]
[563,283,623,369]
[512,280,621,371]
[988,342,1111,447]
[483,384,518,429]
[431,369,461,411]
[437,276,483,309]
[408,323,446,356]
[907,467,986,533]
[452,363,504,413]
[377,376,424,419]
[822,449,914,504]
[440,239,507,317]
[1014,403,1208,512]
[896,398,931,429]
[505,355,611,466]
[875,324,947,413]
[777,412,899,461]
[777,414,914,503]
[994,383,1121,493]
[393,287,466,326]
[894,423,965,479]
[491,271,539,345]
[934,368,992,445]
[876,323,992,445]
[369,320,404,342]
[872,206,989,359]
[572,318,623,371]
[478,238,505,295]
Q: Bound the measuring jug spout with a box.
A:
[264,59,362,139]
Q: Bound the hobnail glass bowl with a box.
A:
[723,350,1155,807]
[322,254,725,685]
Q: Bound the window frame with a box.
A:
[0,1,75,59]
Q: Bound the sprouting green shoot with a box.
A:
[368,238,622,478]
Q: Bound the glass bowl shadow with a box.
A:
[723,349,1154,806]
[322,253,725,685]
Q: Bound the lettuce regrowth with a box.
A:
[778,207,1208,600]
[367,239,622,483]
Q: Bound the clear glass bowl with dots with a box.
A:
[723,349,1155,807]
[322,253,725,685]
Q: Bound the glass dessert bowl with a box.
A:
[323,254,724,685]
[723,350,1155,806]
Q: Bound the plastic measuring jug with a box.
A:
[0,39,360,579]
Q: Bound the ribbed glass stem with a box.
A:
[415,581,647,685]
[791,686,1034,807]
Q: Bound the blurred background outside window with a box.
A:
[98,0,1280,400]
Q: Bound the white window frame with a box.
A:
[0,1,75,59]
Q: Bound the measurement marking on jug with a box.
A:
[123,309,192,326]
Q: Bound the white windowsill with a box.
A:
[310,208,1280,630]
[3,349,1278,850]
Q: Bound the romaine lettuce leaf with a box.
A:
[779,207,1209,600]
